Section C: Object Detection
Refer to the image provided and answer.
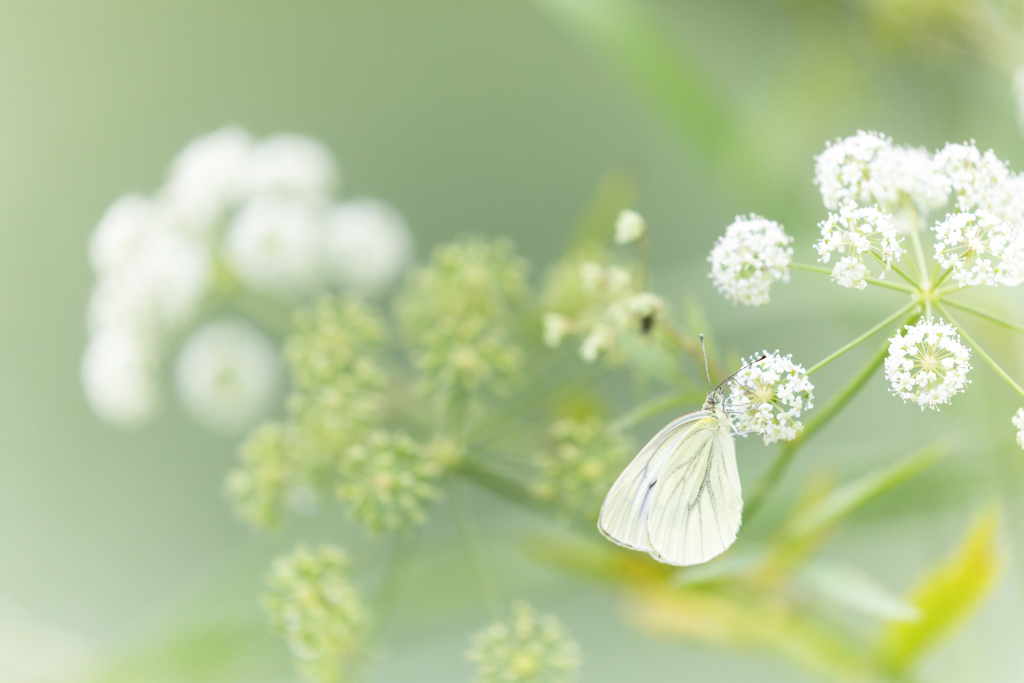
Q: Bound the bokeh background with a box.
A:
[3,1,1024,681]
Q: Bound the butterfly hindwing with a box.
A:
[646,419,742,566]
[597,410,712,553]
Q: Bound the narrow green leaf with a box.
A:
[876,510,1002,675]
[799,560,919,622]
[786,443,947,542]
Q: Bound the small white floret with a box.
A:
[81,326,158,426]
[708,214,793,306]
[614,209,646,245]
[884,318,971,410]
[323,199,413,294]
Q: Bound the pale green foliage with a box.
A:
[466,601,581,683]
[395,238,528,399]
[337,432,463,534]
[877,511,1001,675]
[532,416,630,519]
[263,544,368,683]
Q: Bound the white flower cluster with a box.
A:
[83,127,412,427]
[543,262,663,362]
[1013,408,1024,450]
[727,351,814,444]
[814,130,948,215]
[708,215,793,306]
[815,204,904,289]
[885,319,971,410]
[175,319,281,434]
[932,210,1024,286]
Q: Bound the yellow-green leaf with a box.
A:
[876,510,1002,675]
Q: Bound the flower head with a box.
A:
[532,417,631,519]
[613,209,646,245]
[336,431,459,534]
[727,351,814,444]
[396,239,528,398]
[80,326,158,426]
[246,133,339,199]
[466,601,581,683]
[885,319,971,410]
[708,215,793,306]
[1013,408,1024,450]
[931,211,1020,287]
[324,199,413,294]
[815,203,904,288]
[263,544,367,683]
[174,319,281,434]
[933,142,1010,214]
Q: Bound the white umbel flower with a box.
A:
[162,127,253,230]
[885,319,971,410]
[708,214,793,306]
[81,326,158,426]
[613,209,646,245]
[727,351,814,445]
[89,195,159,274]
[224,196,327,296]
[175,319,281,434]
[932,210,1019,287]
[246,133,339,199]
[815,131,898,210]
[1013,408,1024,449]
[323,199,413,294]
[542,312,574,348]
[815,203,904,288]
[889,145,950,216]
[87,225,212,334]
[933,142,1010,214]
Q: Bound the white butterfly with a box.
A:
[598,349,760,566]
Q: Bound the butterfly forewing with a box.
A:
[597,410,712,553]
[646,420,742,565]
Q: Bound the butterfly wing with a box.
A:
[597,410,712,552]
[646,422,742,566]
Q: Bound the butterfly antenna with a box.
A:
[700,334,712,392]
[715,354,768,394]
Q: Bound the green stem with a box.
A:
[941,298,1024,335]
[936,303,1024,399]
[790,262,918,294]
[807,301,919,375]
[933,266,955,290]
[886,262,920,290]
[448,479,502,619]
[745,313,918,522]
[610,390,707,432]
[908,227,929,287]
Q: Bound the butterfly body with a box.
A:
[597,390,742,566]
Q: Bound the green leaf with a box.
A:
[799,560,919,622]
[785,442,947,543]
[876,510,1002,675]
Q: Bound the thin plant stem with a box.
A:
[908,227,929,286]
[610,390,707,432]
[887,262,920,290]
[448,478,502,619]
[933,266,954,290]
[937,303,1024,399]
[745,310,921,522]
[807,301,919,375]
[941,298,1024,335]
[790,262,918,294]
[370,531,421,636]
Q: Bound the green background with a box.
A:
[2,1,1024,681]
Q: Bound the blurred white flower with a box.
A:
[162,127,253,230]
[708,214,793,306]
[815,131,898,210]
[613,209,646,245]
[885,318,971,410]
[87,226,211,334]
[542,312,573,348]
[932,210,1019,287]
[224,196,327,296]
[81,326,158,426]
[727,351,814,444]
[579,324,614,362]
[247,133,339,199]
[933,142,1010,214]
[889,145,950,216]
[1013,408,1024,449]
[466,601,581,683]
[88,195,158,273]
[324,199,413,294]
[175,319,281,434]
[815,203,904,289]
